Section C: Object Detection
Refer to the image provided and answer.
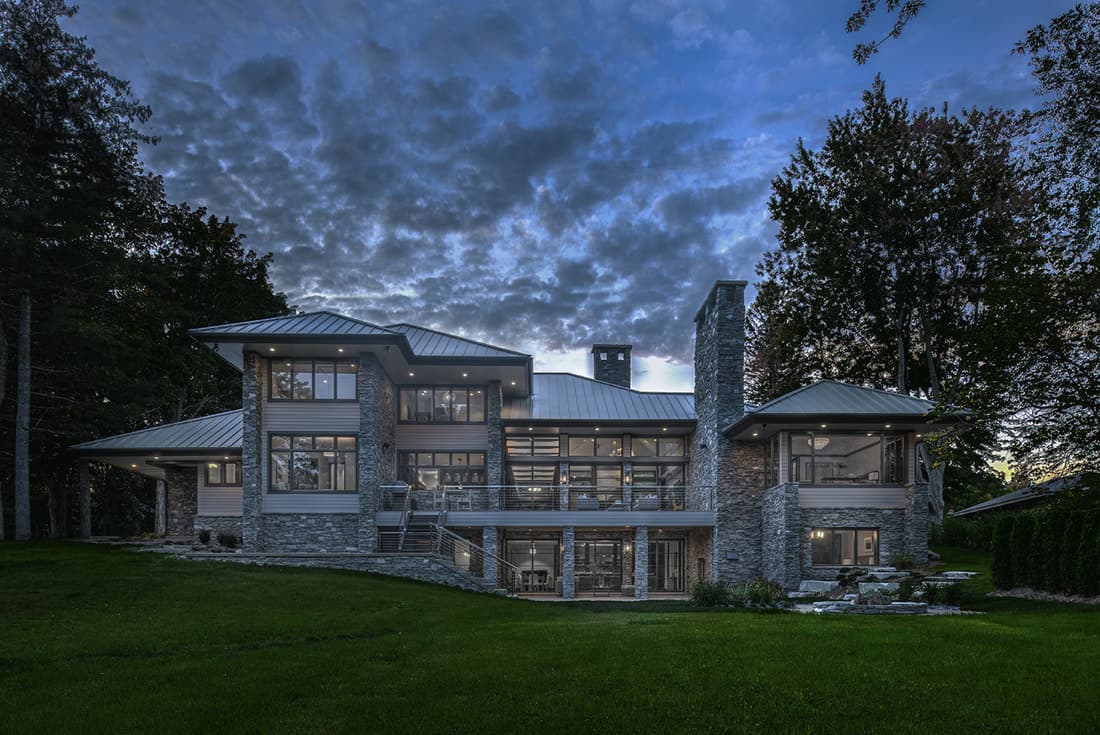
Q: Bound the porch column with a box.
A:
[154,478,166,536]
[486,381,503,510]
[634,526,649,599]
[562,527,575,599]
[241,351,264,551]
[482,526,498,586]
[79,461,92,539]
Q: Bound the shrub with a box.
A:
[897,577,916,602]
[943,583,964,607]
[691,580,730,607]
[217,531,239,549]
[1042,511,1069,592]
[1028,515,1049,588]
[198,529,211,545]
[1010,515,1034,587]
[933,515,998,550]
[744,579,784,605]
[1061,513,1084,594]
[991,516,1015,589]
[1076,511,1100,597]
[889,553,915,570]
[922,583,942,605]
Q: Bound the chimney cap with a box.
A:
[591,343,632,353]
[694,280,748,324]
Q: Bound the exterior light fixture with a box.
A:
[130,464,137,468]
[662,427,668,432]
[560,470,569,484]
[624,543,632,553]
[511,381,516,386]
[624,469,633,484]
[594,427,600,432]
[867,433,874,437]
[527,426,533,431]
[916,433,922,438]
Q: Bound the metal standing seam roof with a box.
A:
[504,373,695,422]
[71,410,243,453]
[952,475,1081,517]
[384,323,530,359]
[747,380,938,416]
[189,311,395,337]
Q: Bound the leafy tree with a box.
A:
[1061,512,1084,593]
[1010,514,1034,590]
[753,78,1052,519]
[846,0,927,64]
[1075,510,1099,596]
[991,515,1015,589]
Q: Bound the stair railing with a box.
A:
[396,483,414,551]
[431,523,521,594]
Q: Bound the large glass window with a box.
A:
[506,435,560,456]
[504,464,559,510]
[269,434,356,492]
[790,432,905,485]
[631,436,685,457]
[811,528,879,566]
[270,360,357,400]
[398,386,486,423]
[205,461,241,486]
[398,451,485,489]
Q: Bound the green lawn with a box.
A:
[1,544,1098,734]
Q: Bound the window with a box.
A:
[270,435,356,492]
[567,435,623,456]
[811,528,879,566]
[789,432,905,485]
[270,360,357,400]
[205,461,241,486]
[398,386,486,423]
[631,436,684,457]
[568,437,595,456]
[764,435,779,488]
[398,451,486,489]
[506,435,560,456]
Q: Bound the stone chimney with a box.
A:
[591,344,632,388]
[693,281,746,431]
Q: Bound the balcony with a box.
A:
[378,484,711,513]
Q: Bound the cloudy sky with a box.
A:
[66,0,1072,390]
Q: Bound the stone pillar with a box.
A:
[164,466,197,540]
[482,526,498,586]
[634,526,649,599]
[358,353,395,553]
[486,381,503,510]
[241,351,264,551]
[79,461,92,539]
[154,479,167,536]
[562,527,575,599]
[906,482,930,566]
[761,482,801,589]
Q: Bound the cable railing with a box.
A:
[378,484,712,511]
[375,523,521,593]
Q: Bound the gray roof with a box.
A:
[71,410,242,454]
[749,380,937,416]
[952,475,1081,517]
[190,311,393,338]
[385,323,529,359]
[504,373,694,422]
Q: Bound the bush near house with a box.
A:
[931,515,999,550]
[991,510,1100,594]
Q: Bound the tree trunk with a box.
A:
[14,290,31,540]
[80,461,92,538]
[155,479,166,536]
[896,308,907,393]
[918,441,945,523]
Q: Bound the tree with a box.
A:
[846,0,927,64]
[0,0,155,538]
[753,78,1053,519]
[991,515,1015,590]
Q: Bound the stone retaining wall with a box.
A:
[261,514,359,552]
[195,515,243,544]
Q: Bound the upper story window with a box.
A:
[789,432,905,486]
[567,436,623,457]
[398,386,486,423]
[398,451,486,489]
[269,434,357,493]
[506,435,560,456]
[631,436,685,457]
[205,461,241,486]
[270,359,357,401]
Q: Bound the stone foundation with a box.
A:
[195,515,243,544]
[761,483,800,588]
[261,514,359,552]
[165,467,197,540]
[799,507,907,581]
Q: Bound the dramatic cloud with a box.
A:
[67,0,1067,389]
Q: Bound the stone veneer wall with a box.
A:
[692,281,752,582]
[241,352,264,551]
[906,482,930,564]
[262,514,359,553]
[194,515,243,543]
[357,353,395,553]
[799,507,907,581]
[165,466,197,539]
[761,483,801,589]
[482,526,499,586]
[685,528,712,590]
[562,527,575,598]
[633,526,649,599]
[486,381,503,510]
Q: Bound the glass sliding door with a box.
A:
[575,540,623,596]
[505,538,560,593]
[648,538,685,593]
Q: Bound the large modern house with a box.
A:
[73,280,963,598]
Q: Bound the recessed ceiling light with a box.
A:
[527,426,533,431]
[409,372,415,377]
[594,427,600,432]
[820,424,827,429]
[268,347,276,352]
[510,381,516,386]
[462,372,468,378]
[916,433,922,438]
[130,464,137,468]
[885,424,891,428]
[867,433,874,437]
[752,432,759,437]
[153,456,159,460]
[223,456,229,460]
[662,427,668,432]
[337,348,344,353]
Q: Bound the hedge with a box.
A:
[992,509,1100,595]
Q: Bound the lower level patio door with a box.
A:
[576,540,623,596]
[505,539,559,593]
[648,539,685,593]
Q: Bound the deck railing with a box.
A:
[379,484,712,511]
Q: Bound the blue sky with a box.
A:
[66,0,1075,390]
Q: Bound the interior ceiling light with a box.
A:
[809,436,830,450]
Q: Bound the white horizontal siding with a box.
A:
[197,467,243,516]
[395,424,489,450]
[262,401,359,433]
[798,486,908,509]
[263,494,359,514]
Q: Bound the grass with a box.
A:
[1,544,1098,734]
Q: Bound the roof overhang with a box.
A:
[73,450,242,480]
[722,412,970,440]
